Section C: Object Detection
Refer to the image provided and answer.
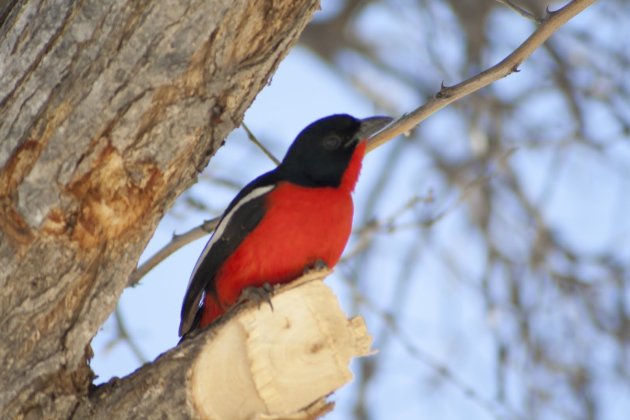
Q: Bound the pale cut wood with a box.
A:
[191,270,373,419]
[75,270,373,420]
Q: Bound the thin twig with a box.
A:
[127,217,219,287]
[242,122,281,166]
[113,305,147,364]
[366,0,596,153]
[344,276,525,420]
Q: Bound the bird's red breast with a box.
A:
[198,141,366,328]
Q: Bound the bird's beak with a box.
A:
[356,116,393,141]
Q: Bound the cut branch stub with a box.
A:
[78,270,372,419]
[191,269,373,419]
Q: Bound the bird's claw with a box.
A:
[238,282,274,312]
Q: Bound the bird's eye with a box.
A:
[323,135,342,150]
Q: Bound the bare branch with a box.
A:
[113,306,147,364]
[242,122,281,166]
[343,274,524,419]
[366,0,596,152]
[127,217,220,287]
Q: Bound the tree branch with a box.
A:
[79,270,372,419]
[242,122,281,166]
[128,217,219,287]
[366,0,596,152]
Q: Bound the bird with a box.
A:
[179,114,392,338]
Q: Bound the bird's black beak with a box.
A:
[356,116,393,142]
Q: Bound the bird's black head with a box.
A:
[279,114,392,188]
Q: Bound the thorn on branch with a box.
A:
[544,5,558,22]
[437,81,453,99]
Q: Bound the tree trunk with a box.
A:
[0,1,319,417]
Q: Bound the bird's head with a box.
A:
[280,114,392,189]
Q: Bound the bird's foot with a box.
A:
[238,282,275,312]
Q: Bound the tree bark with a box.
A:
[0,0,319,418]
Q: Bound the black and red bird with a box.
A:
[179,114,392,337]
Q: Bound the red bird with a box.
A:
[179,114,392,337]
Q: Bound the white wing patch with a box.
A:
[185,185,275,289]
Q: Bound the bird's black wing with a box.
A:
[179,171,280,336]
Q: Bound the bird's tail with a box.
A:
[179,294,224,343]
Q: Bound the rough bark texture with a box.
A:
[0,0,319,418]
[72,271,372,419]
